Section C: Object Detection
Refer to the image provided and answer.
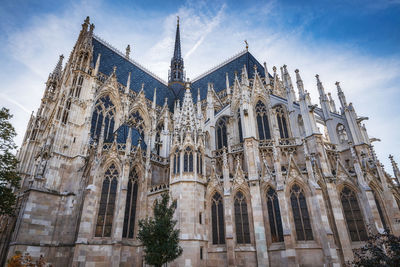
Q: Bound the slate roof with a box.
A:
[92,35,270,109]
[191,51,268,103]
[92,36,176,109]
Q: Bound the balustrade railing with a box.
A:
[231,143,244,153]
[149,183,169,193]
[150,153,169,165]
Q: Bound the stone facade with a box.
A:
[1,16,400,267]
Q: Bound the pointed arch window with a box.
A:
[216,117,228,149]
[290,184,313,241]
[337,124,348,144]
[238,109,243,143]
[90,95,116,142]
[123,169,139,239]
[275,105,289,138]
[298,115,305,137]
[197,152,203,174]
[155,124,163,155]
[184,147,193,172]
[61,98,71,124]
[173,149,180,174]
[234,191,251,244]
[340,186,368,241]
[255,101,271,140]
[95,164,118,237]
[266,188,284,242]
[75,75,84,98]
[373,191,388,231]
[211,192,225,244]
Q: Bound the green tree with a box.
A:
[352,230,400,266]
[138,192,183,267]
[0,107,20,216]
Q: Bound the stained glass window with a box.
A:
[122,169,139,238]
[266,187,284,242]
[211,192,225,244]
[255,101,271,140]
[216,117,228,149]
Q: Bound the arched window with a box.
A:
[275,105,289,138]
[340,186,368,241]
[290,184,313,241]
[123,169,139,238]
[216,117,228,149]
[337,124,348,144]
[234,191,251,244]
[255,101,271,140]
[184,147,193,172]
[155,124,162,155]
[211,192,225,244]
[238,109,243,143]
[61,99,71,124]
[90,95,115,142]
[70,76,77,96]
[173,149,180,174]
[95,164,118,237]
[298,115,305,137]
[197,152,203,174]
[75,76,84,98]
[266,188,284,242]
[373,191,388,231]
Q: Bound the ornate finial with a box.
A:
[272,66,277,73]
[177,16,180,26]
[112,66,117,74]
[84,16,90,24]
[125,45,131,58]
[244,40,249,50]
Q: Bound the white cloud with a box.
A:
[1,0,399,174]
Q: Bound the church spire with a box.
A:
[168,16,185,94]
[174,16,182,59]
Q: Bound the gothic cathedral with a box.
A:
[3,16,400,267]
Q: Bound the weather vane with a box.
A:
[244,40,249,50]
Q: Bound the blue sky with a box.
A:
[0,0,399,173]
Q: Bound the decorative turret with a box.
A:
[389,155,400,185]
[45,55,64,96]
[168,17,185,96]
[335,81,347,109]
[316,74,332,120]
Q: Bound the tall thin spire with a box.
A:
[169,16,185,93]
[174,16,182,59]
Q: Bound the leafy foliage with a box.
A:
[352,230,400,266]
[7,251,46,267]
[138,192,183,267]
[0,108,20,216]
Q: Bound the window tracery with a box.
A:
[211,192,225,244]
[90,95,115,142]
[337,124,348,144]
[234,191,251,244]
[266,187,284,242]
[122,169,139,239]
[95,164,118,237]
[255,101,271,140]
[290,184,313,241]
[275,105,289,138]
[216,117,228,149]
[373,191,388,231]
[183,147,193,172]
[238,109,243,143]
[340,186,368,241]
[173,148,180,174]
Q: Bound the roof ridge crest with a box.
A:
[191,49,248,82]
[93,34,168,86]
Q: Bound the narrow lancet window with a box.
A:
[275,105,289,138]
[256,101,271,140]
[340,186,368,241]
[95,164,118,237]
[266,187,284,242]
[234,191,251,244]
[290,184,313,241]
[216,117,228,149]
[122,169,139,238]
[211,192,225,244]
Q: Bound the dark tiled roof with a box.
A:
[92,36,176,109]
[191,51,268,102]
